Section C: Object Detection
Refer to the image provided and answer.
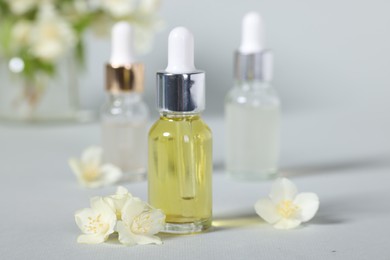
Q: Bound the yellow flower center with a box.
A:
[277,200,299,218]
[131,212,153,234]
[84,214,108,234]
[83,165,101,182]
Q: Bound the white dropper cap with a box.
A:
[165,27,196,73]
[239,12,264,54]
[110,21,136,65]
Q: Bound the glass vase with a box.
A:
[0,55,95,123]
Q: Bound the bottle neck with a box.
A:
[235,79,272,91]
[108,92,142,104]
[159,111,201,119]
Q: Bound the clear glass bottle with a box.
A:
[148,27,212,234]
[101,21,149,181]
[101,92,149,181]
[225,12,281,180]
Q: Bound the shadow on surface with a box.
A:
[213,160,225,172]
[105,233,122,246]
[310,214,348,226]
[310,205,349,225]
[309,189,390,225]
[158,233,195,240]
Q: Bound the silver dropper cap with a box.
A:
[234,50,272,81]
[157,27,205,113]
[157,71,205,113]
[235,12,273,82]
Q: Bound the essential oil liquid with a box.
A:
[226,103,280,179]
[102,120,148,181]
[148,115,212,233]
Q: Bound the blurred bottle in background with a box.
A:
[225,12,280,180]
[101,22,149,181]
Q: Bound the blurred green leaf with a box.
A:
[0,17,13,56]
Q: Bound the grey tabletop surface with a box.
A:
[0,109,389,260]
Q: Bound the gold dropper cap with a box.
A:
[106,63,144,94]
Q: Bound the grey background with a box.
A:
[79,0,390,116]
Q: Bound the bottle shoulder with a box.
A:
[225,83,280,108]
[149,115,212,139]
[101,95,149,121]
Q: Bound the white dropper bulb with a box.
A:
[165,27,196,73]
[110,21,136,65]
[239,12,264,54]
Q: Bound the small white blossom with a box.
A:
[11,20,33,49]
[255,178,319,230]
[69,146,123,188]
[30,3,76,61]
[5,0,38,15]
[75,197,117,244]
[117,198,165,246]
[101,0,137,18]
[104,186,133,219]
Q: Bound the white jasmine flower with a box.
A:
[5,0,38,15]
[101,0,137,18]
[75,197,117,244]
[69,146,123,188]
[104,186,133,219]
[117,198,165,246]
[30,3,76,62]
[11,20,33,49]
[255,178,319,230]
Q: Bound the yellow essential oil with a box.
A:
[148,114,212,233]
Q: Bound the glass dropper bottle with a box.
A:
[101,22,149,181]
[148,27,213,234]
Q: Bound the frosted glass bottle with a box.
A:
[226,11,280,180]
[225,81,280,180]
[101,93,149,181]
